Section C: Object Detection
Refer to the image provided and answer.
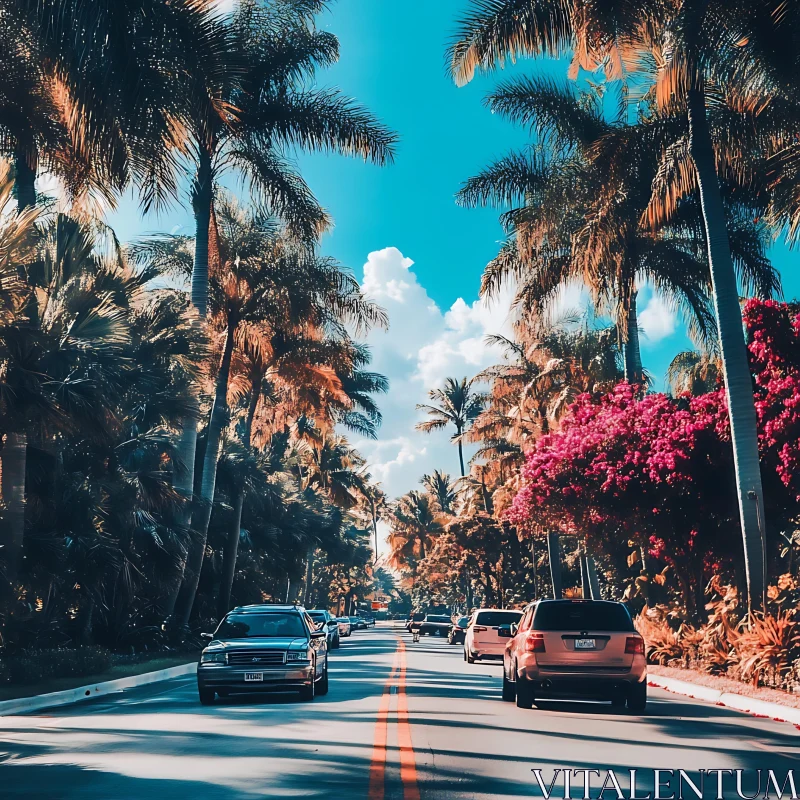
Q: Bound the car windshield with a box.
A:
[215,612,306,639]
[308,612,326,621]
[426,615,451,623]
[532,602,635,632]
[474,610,523,626]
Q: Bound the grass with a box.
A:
[0,653,198,703]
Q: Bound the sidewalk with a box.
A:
[648,667,800,726]
[0,661,197,716]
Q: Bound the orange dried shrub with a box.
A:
[635,606,685,665]
[729,611,800,687]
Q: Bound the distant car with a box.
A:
[464,608,524,663]
[359,613,375,627]
[419,614,452,636]
[500,599,647,712]
[307,609,340,649]
[448,616,470,645]
[336,617,352,637]
[405,612,425,632]
[197,604,328,704]
[349,615,366,630]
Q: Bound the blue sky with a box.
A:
[106,0,800,502]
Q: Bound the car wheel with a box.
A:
[502,671,516,702]
[611,690,626,710]
[466,649,476,664]
[627,682,647,713]
[317,662,329,696]
[515,675,535,709]
[198,687,215,706]
[331,636,340,650]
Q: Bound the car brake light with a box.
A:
[524,633,546,653]
[625,636,644,654]
[473,625,487,632]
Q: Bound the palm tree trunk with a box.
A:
[191,147,213,317]
[14,149,36,210]
[688,84,766,613]
[457,426,466,477]
[162,405,200,618]
[623,292,643,383]
[304,545,315,606]
[217,372,262,619]
[164,150,214,624]
[174,315,238,627]
[547,531,562,599]
[1,432,27,585]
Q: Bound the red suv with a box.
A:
[500,599,647,712]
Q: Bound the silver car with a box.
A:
[197,605,329,704]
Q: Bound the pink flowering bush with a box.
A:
[510,300,800,616]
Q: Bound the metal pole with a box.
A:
[547,531,563,599]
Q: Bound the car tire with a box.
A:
[331,637,340,650]
[466,649,476,664]
[627,682,647,713]
[502,671,516,702]
[515,675,535,709]
[198,687,215,706]
[317,663,329,696]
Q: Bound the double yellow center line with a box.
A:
[368,635,420,800]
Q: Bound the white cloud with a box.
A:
[639,292,677,344]
[352,247,514,502]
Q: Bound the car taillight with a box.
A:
[524,633,546,653]
[625,636,645,654]
[473,625,487,632]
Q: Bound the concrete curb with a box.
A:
[648,673,800,726]
[0,661,198,717]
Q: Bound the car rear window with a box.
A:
[426,615,451,623]
[474,610,523,626]
[216,612,306,638]
[456,617,469,627]
[532,602,634,632]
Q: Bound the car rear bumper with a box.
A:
[198,664,315,691]
[517,657,647,696]
[471,641,506,658]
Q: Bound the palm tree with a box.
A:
[667,350,721,397]
[421,470,458,515]
[140,195,386,624]
[448,0,785,610]
[388,491,444,569]
[416,377,485,477]
[458,78,778,383]
[1,0,231,211]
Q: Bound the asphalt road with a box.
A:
[1,623,798,799]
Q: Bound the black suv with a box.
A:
[197,605,329,704]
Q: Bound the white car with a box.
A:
[464,608,524,663]
[336,617,352,637]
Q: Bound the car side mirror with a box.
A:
[200,632,213,641]
[310,629,326,640]
[497,626,513,639]
[510,623,518,636]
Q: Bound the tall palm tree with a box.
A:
[421,470,458,515]
[448,0,785,610]
[388,491,444,570]
[458,78,777,383]
[416,377,485,477]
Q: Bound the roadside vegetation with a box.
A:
[386,0,800,693]
[0,0,397,681]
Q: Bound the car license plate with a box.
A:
[575,638,596,650]
[244,672,264,681]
